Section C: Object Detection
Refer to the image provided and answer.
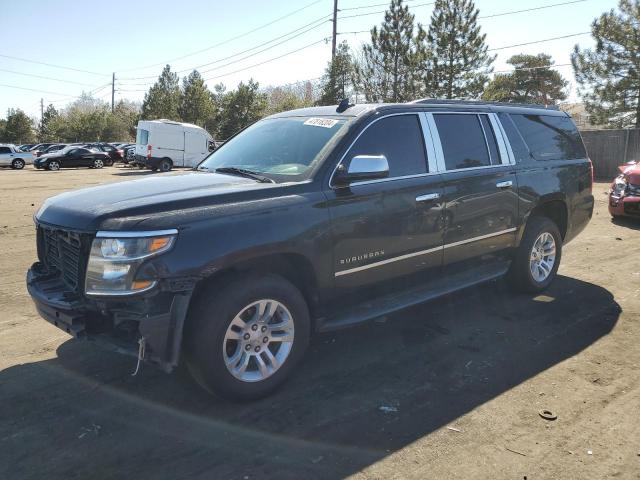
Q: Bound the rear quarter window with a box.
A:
[509,114,586,161]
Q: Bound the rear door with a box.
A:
[0,146,12,166]
[326,113,445,289]
[428,112,518,272]
[184,131,207,167]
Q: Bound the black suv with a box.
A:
[26,100,594,399]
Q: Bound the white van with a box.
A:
[134,119,215,172]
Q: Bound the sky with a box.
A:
[0,0,620,121]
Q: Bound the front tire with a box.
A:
[93,158,104,169]
[184,274,310,400]
[509,216,562,293]
[11,159,25,169]
[47,160,60,171]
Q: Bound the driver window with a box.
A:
[347,114,428,177]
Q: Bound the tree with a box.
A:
[422,0,494,99]
[572,0,640,127]
[482,54,568,105]
[179,70,214,127]
[102,100,141,141]
[3,109,35,144]
[39,104,60,141]
[353,0,419,102]
[318,41,354,105]
[141,65,181,120]
[216,80,267,140]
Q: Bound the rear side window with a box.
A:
[434,114,491,170]
[0,147,11,154]
[497,113,531,163]
[510,114,586,160]
[348,114,428,177]
[136,129,149,145]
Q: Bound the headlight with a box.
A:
[612,177,627,196]
[85,230,177,296]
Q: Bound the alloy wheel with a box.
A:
[529,232,556,283]
[222,299,295,382]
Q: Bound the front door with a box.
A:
[325,113,445,291]
[429,112,518,271]
[184,131,206,167]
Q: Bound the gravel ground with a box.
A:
[0,166,638,480]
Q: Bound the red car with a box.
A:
[609,160,640,218]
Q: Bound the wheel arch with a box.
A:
[521,196,568,243]
[186,252,320,330]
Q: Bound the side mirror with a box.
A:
[333,155,389,187]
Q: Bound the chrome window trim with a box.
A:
[419,112,439,173]
[490,113,516,165]
[477,114,495,165]
[335,227,517,277]
[328,112,431,189]
[96,229,179,238]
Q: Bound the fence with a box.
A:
[580,128,640,179]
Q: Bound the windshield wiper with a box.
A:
[214,167,275,183]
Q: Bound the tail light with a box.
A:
[117,149,123,158]
[147,145,152,159]
[588,158,594,193]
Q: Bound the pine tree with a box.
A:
[318,41,354,105]
[179,70,214,126]
[353,0,418,102]
[572,0,640,127]
[4,109,35,144]
[423,0,494,99]
[482,54,568,105]
[39,104,59,141]
[216,80,267,140]
[141,65,181,120]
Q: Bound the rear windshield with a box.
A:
[136,128,149,145]
[509,114,586,161]
[198,117,347,180]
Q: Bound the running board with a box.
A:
[318,263,509,332]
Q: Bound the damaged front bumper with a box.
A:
[609,193,640,218]
[26,263,192,372]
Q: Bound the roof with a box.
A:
[140,119,204,129]
[268,99,567,120]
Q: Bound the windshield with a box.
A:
[198,116,347,179]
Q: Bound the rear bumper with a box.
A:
[609,194,640,218]
[135,155,164,168]
[26,264,192,372]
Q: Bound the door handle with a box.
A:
[496,180,513,189]
[416,193,440,202]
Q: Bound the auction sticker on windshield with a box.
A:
[304,118,339,128]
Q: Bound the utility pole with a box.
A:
[40,98,44,123]
[331,0,338,61]
[111,72,115,113]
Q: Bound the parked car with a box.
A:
[134,119,215,172]
[26,100,594,400]
[29,143,57,156]
[33,146,110,170]
[82,142,123,166]
[609,160,640,218]
[41,143,68,154]
[0,144,35,169]
[19,144,37,152]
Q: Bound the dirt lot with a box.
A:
[0,166,638,480]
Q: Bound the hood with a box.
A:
[37,151,65,160]
[36,172,280,231]
[620,162,640,184]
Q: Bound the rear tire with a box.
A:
[184,274,310,401]
[11,159,25,169]
[509,216,562,293]
[158,158,172,172]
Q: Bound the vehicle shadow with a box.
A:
[611,216,640,230]
[111,168,156,177]
[0,276,621,480]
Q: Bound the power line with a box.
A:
[340,0,426,11]
[203,38,328,82]
[493,63,572,74]
[488,32,591,51]
[339,1,433,19]
[0,83,93,98]
[120,14,332,82]
[116,0,326,73]
[0,68,100,87]
[0,53,108,76]
[479,0,587,19]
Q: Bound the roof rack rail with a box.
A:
[408,98,560,111]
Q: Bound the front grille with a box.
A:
[37,225,89,292]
